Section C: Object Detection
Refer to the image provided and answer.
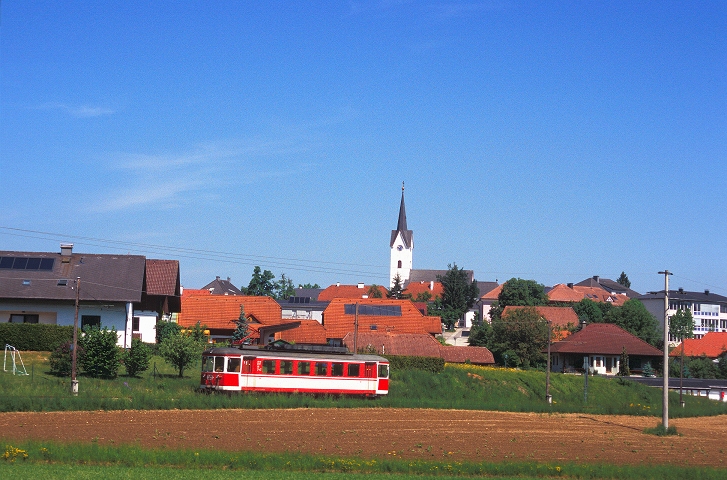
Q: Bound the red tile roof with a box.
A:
[145,259,180,296]
[439,345,495,365]
[323,298,441,339]
[669,332,727,359]
[503,306,579,341]
[480,283,502,300]
[550,323,662,357]
[547,284,628,306]
[179,294,283,331]
[341,332,494,364]
[403,281,443,300]
[276,320,328,345]
[318,284,388,301]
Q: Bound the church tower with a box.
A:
[390,182,413,288]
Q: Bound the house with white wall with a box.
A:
[0,244,180,347]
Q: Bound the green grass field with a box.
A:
[2,442,726,480]
[1,352,725,417]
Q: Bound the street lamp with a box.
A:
[658,270,672,429]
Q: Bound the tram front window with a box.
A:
[203,357,214,372]
[378,364,389,378]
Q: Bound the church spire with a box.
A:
[390,182,413,248]
[397,181,408,232]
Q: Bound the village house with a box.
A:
[0,244,180,347]
[549,323,663,375]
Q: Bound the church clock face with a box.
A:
[397,245,403,251]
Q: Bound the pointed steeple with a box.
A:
[390,182,413,248]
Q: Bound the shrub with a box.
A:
[79,326,120,379]
[156,320,181,344]
[0,324,73,351]
[123,339,152,377]
[48,342,84,377]
[385,355,445,373]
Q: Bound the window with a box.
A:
[214,357,225,372]
[397,260,402,268]
[331,363,344,377]
[694,303,702,312]
[721,305,727,314]
[280,360,293,375]
[314,362,328,376]
[378,364,389,378]
[297,361,311,375]
[262,360,276,374]
[347,364,360,377]
[228,358,241,373]
[132,317,140,332]
[9,314,38,324]
[81,315,101,330]
[202,356,214,372]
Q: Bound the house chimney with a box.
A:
[358,282,364,289]
[678,287,684,294]
[430,281,434,290]
[567,283,574,289]
[60,243,73,256]
[705,289,710,295]
[216,276,220,280]
[592,275,599,282]
[336,282,340,287]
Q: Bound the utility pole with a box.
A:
[353,302,359,353]
[658,270,672,428]
[546,320,552,404]
[71,277,80,396]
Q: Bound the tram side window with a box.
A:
[203,356,214,372]
[228,358,241,373]
[331,362,344,377]
[347,363,361,377]
[262,359,276,374]
[314,362,328,376]
[280,360,293,375]
[214,356,225,372]
[297,361,311,375]
[378,364,389,378]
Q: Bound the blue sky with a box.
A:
[1,1,725,296]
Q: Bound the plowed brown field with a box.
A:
[1,409,725,467]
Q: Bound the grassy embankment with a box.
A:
[2,441,726,480]
[1,352,725,417]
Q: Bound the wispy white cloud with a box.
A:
[35,102,115,118]
[92,136,321,213]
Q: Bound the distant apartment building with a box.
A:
[639,289,727,344]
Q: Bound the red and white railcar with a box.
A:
[200,344,389,397]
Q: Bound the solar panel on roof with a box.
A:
[0,257,12,268]
[0,257,55,270]
[39,258,54,270]
[12,258,28,269]
[26,258,41,269]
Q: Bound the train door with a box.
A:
[241,356,254,389]
[365,362,377,392]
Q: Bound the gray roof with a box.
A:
[575,276,641,298]
[0,250,145,303]
[290,287,324,301]
[407,269,475,285]
[202,276,243,296]
[639,289,727,304]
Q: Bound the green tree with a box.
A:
[79,326,120,379]
[489,307,549,369]
[467,322,491,347]
[230,305,251,345]
[158,325,207,378]
[687,356,717,379]
[48,341,83,377]
[489,278,548,320]
[413,290,432,302]
[573,298,604,323]
[605,299,660,346]
[717,355,727,379]
[432,264,479,329]
[670,308,695,343]
[243,266,276,296]
[367,284,384,298]
[618,347,630,377]
[122,338,152,377]
[156,319,181,344]
[617,272,631,288]
[274,273,296,300]
[387,274,405,299]
[298,283,321,289]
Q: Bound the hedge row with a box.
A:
[385,355,445,373]
[0,324,74,351]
